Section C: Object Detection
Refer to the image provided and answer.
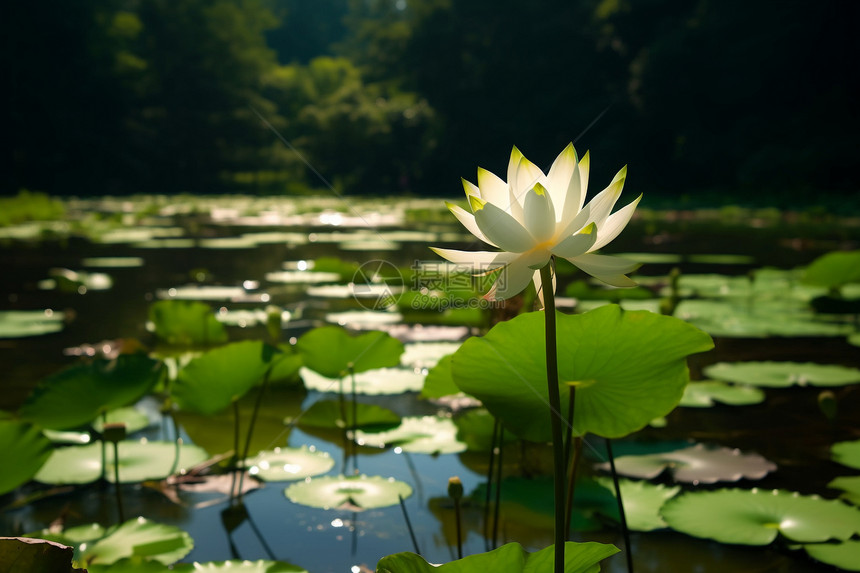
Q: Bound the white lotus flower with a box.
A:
[431,144,641,302]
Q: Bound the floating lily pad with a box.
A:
[832,440,860,470]
[402,342,462,369]
[305,283,404,299]
[245,446,334,481]
[420,355,460,399]
[375,323,470,342]
[850,333,860,347]
[156,285,249,301]
[704,361,860,388]
[324,310,403,327]
[170,560,308,573]
[801,539,860,571]
[34,439,210,484]
[264,271,341,284]
[19,354,163,430]
[595,478,681,531]
[92,407,151,434]
[148,300,228,346]
[297,327,403,378]
[687,254,755,264]
[452,408,516,452]
[452,305,714,440]
[285,475,412,510]
[679,380,765,407]
[660,488,860,545]
[829,476,860,506]
[596,444,776,483]
[172,341,279,415]
[80,518,193,566]
[296,400,400,430]
[0,309,65,338]
[40,268,113,293]
[81,257,145,268]
[377,541,618,573]
[0,420,53,494]
[355,416,467,454]
[299,367,424,395]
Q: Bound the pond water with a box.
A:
[1,196,859,572]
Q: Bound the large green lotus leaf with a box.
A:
[829,476,860,506]
[92,407,151,434]
[148,300,228,346]
[268,346,303,386]
[80,518,193,566]
[850,333,860,347]
[299,367,424,395]
[172,341,278,415]
[171,560,307,572]
[596,444,776,483]
[832,440,860,470]
[34,440,209,484]
[19,354,163,430]
[297,399,400,430]
[801,539,860,571]
[0,420,52,494]
[704,361,860,388]
[285,474,412,510]
[0,309,66,338]
[355,416,467,454]
[377,541,618,573]
[451,306,713,440]
[679,380,765,407]
[660,488,860,545]
[296,326,403,378]
[594,478,681,531]
[803,250,860,289]
[245,446,334,481]
[420,355,461,399]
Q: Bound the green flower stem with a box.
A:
[237,366,273,500]
[606,438,634,573]
[112,439,125,524]
[539,261,565,573]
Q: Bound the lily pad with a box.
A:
[92,407,151,434]
[377,541,619,573]
[324,310,403,327]
[80,518,193,566]
[19,354,163,430]
[34,440,210,484]
[171,561,308,573]
[0,420,53,494]
[0,309,65,338]
[171,341,279,415]
[660,488,860,545]
[296,327,403,378]
[296,399,400,430]
[829,476,860,506]
[299,367,424,395]
[81,257,145,268]
[148,300,228,346]
[355,416,467,454]
[801,539,860,571]
[594,478,681,531]
[832,440,860,470]
[850,333,860,347]
[156,285,247,301]
[402,342,462,369]
[451,305,714,440]
[596,444,776,483]
[285,474,412,510]
[264,270,341,284]
[704,361,860,388]
[679,380,765,407]
[452,408,517,452]
[245,446,334,481]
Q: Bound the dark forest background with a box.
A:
[5,0,859,207]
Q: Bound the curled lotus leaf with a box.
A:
[661,488,860,545]
[80,517,193,566]
[704,361,860,388]
[285,474,412,510]
[596,444,776,484]
[0,419,53,494]
[245,446,334,482]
